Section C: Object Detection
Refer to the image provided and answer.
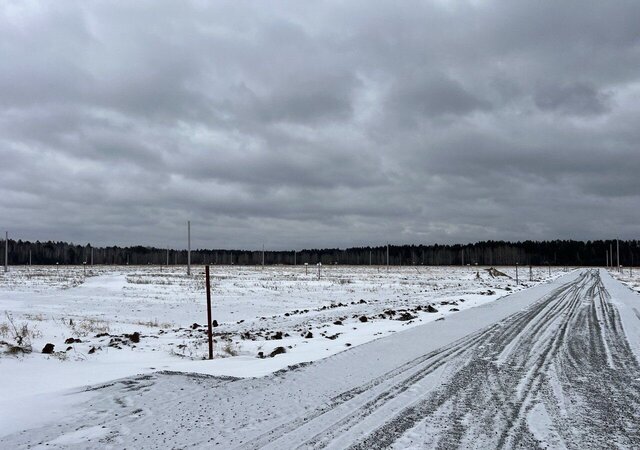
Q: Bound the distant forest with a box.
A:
[1,239,638,267]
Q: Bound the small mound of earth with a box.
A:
[486,267,510,278]
[270,347,286,358]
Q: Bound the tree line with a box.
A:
[2,239,638,267]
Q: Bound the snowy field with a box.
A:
[0,264,567,437]
[610,267,640,295]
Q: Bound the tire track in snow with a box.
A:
[348,270,640,449]
[245,272,594,449]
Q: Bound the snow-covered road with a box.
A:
[2,268,639,449]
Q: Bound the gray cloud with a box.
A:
[533,82,611,116]
[1,0,639,250]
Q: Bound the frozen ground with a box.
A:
[610,267,640,295]
[2,264,612,447]
[1,269,638,449]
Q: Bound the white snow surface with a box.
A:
[0,264,567,439]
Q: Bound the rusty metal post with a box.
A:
[205,265,213,360]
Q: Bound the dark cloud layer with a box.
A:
[1,1,639,250]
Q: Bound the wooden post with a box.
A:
[205,265,213,360]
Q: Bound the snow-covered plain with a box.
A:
[610,267,640,295]
[0,264,566,438]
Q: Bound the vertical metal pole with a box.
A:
[617,239,620,272]
[4,231,7,273]
[610,243,613,268]
[386,244,389,272]
[205,265,213,360]
[187,221,191,276]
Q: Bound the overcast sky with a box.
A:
[1,1,639,250]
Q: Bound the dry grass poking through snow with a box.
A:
[0,312,42,355]
[66,318,110,337]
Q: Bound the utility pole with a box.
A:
[369,249,372,266]
[610,243,613,268]
[386,243,389,272]
[167,247,169,266]
[515,263,519,285]
[187,221,191,276]
[606,250,609,267]
[4,231,7,273]
[529,265,532,282]
[617,239,620,272]
[262,244,265,269]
